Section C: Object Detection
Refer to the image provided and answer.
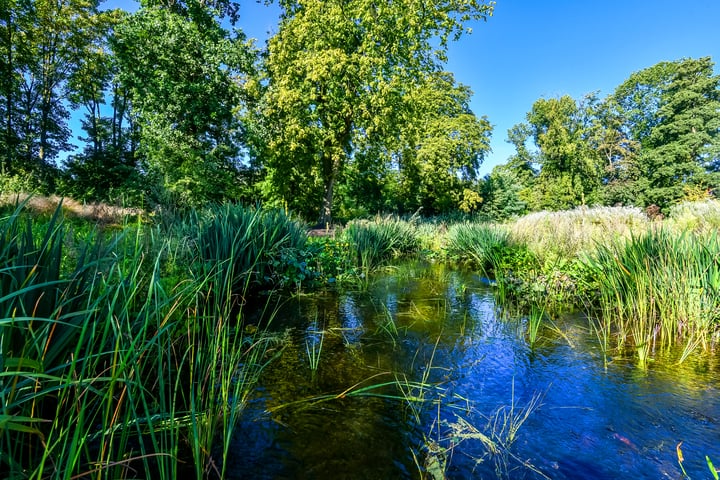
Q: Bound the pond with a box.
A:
[227,261,720,479]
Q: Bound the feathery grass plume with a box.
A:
[583,228,720,366]
[667,199,720,234]
[507,206,649,265]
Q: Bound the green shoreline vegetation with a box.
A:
[2,0,720,476]
[2,195,719,477]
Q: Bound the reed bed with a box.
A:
[444,223,512,273]
[583,228,720,366]
[341,216,421,274]
[0,201,291,478]
[441,202,720,362]
[507,206,650,264]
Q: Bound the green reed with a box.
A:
[305,319,324,374]
[342,216,420,279]
[0,201,286,478]
[444,223,510,274]
[583,228,720,366]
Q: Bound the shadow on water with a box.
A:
[227,261,720,479]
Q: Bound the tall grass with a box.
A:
[195,204,308,294]
[444,223,511,274]
[507,206,649,265]
[341,216,420,276]
[667,199,720,234]
[0,201,287,478]
[583,228,720,366]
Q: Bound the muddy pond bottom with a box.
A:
[226,262,720,479]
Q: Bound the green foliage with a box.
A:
[582,229,720,366]
[444,223,511,272]
[253,0,494,224]
[0,201,285,477]
[501,57,720,214]
[195,203,308,293]
[524,95,602,209]
[113,4,255,207]
[0,0,107,179]
[307,236,354,284]
[479,166,528,221]
[341,216,421,274]
[390,72,493,215]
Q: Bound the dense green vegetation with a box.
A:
[3,1,717,223]
[2,0,720,477]
[2,196,720,477]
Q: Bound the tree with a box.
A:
[584,97,641,205]
[254,0,494,225]
[59,8,144,202]
[388,71,492,214]
[112,3,255,206]
[480,165,527,221]
[526,95,602,209]
[613,57,720,207]
[1,0,106,188]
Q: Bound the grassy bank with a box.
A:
[441,203,720,365]
[0,201,301,478]
[3,195,720,477]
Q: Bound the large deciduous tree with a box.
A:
[112,1,255,206]
[254,0,494,225]
[525,95,602,210]
[391,71,492,214]
[0,0,107,188]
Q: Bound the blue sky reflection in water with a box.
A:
[228,263,720,479]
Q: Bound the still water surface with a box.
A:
[229,262,720,479]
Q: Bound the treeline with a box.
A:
[484,56,720,219]
[0,0,494,223]
[2,0,719,224]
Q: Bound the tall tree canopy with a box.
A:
[504,57,720,212]
[112,1,255,206]
[524,95,602,209]
[0,0,109,188]
[253,0,494,224]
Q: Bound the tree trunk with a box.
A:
[2,10,14,175]
[320,173,335,228]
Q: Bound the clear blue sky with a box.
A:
[106,0,720,176]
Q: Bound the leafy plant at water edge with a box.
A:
[582,228,720,366]
[0,202,284,478]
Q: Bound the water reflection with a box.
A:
[229,262,720,479]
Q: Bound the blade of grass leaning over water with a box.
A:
[1,202,289,478]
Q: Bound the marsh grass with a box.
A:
[416,383,547,480]
[507,206,649,264]
[444,223,510,274]
[195,203,308,294]
[667,199,720,234]
[341,216,420,282]
[0,202,286,478]
[583,228,720,366]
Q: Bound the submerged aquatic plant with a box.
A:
[305,320,325,374]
